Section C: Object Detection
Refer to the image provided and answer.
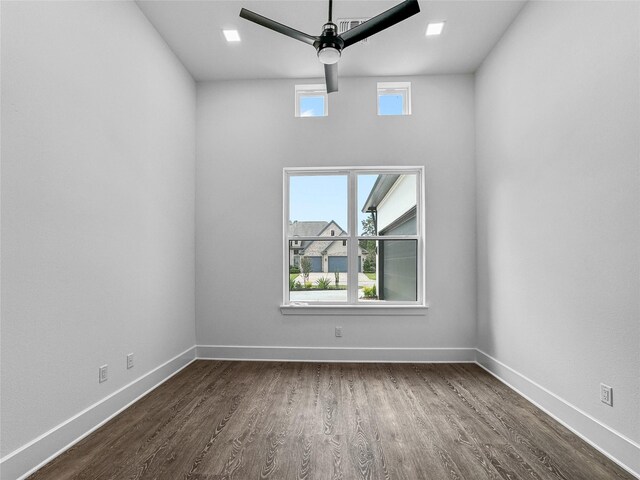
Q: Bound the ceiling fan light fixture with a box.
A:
[318,46,341,64]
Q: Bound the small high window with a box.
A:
[377,82,411,116]
[295,84,328,117]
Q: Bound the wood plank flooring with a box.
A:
[29,361,634,480]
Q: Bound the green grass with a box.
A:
[365,273,376,280]
[290,273,300,281]
[290,285,347,291]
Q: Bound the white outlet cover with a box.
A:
[127,353,134,369]
[600,383,613,406]
[99,365,108,383]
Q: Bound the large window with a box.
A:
[284,167,425,307]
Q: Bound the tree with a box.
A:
[359,214,377,273]
[361,214,376,236]
[300,256,312,285]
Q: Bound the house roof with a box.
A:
[316,220,347,237]
[289,220,348,237]
[288,221,328,237]
[362,174,400,212]
[289,220,350,254]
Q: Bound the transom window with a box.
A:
[377,82,411,116]
[284,167,425,307]
[295,84,328,117]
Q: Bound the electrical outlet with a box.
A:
[335,326,343,337]
[127,353,134,369]
[99,365,108,383]
[600,384,613,406]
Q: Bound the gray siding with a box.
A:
[385,216,416,235]
[379,216,417,301]
[380,240,417,301]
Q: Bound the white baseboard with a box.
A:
[475,349,640,479]
[4,346,636,480]
[0,346,197,480]
[196,345,476,363]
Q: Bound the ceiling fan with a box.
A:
[239,0,420,93]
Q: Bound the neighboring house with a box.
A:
[289,220,364,273]
[362,174,417,300]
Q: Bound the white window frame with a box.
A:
[282,166,427,315]
[295,84,328,117]
[377,81,412,116]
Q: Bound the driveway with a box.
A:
[289,289,348,302]
[292,272,374,287]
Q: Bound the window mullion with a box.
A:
[356,236,419,241]
[348,171,358,305]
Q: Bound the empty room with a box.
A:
[1,0,638,479]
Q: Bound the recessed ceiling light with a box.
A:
[426,22,445,36]
[223,29,241,42]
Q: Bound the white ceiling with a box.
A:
[136,0,526,81]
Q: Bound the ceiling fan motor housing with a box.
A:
[315,23,344,64]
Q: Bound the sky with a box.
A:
[300,96,324,117]
[378,94,404,115]
[289,174,378,235]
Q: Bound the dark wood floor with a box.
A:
[30,361,633,480]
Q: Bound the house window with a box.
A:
[295,84,328,117]
[284,167,424,307]
[377,82,411,116]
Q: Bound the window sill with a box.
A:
[280,304,429,316]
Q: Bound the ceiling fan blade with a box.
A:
[324,63,338,93]
[240,8,318,46]
[340,0,420,48]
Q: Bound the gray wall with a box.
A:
[1,1,196,456]
[476,0,639,445]
[196,75,476,349]
[5,0,637,473]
